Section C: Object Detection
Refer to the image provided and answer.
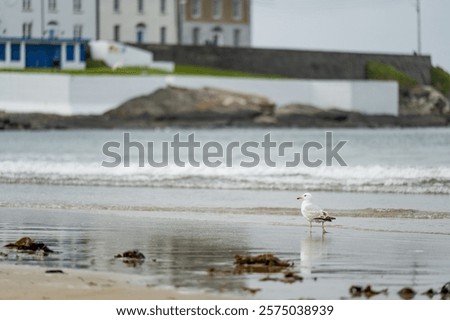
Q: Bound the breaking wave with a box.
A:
[0,160,449,195]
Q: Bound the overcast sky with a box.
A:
[252,0,450,72]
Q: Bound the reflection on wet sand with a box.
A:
[2,207,450,300]
[299,234,331,275]
[0,208,251,293]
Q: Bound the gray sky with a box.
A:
[252,0,450,72]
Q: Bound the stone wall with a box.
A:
[134,45,432,84]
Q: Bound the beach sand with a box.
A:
[1,203,449,300]
[0,264,229,300]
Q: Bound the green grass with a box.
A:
[0,60,281,78]
[431,66,450,96]
[173,65,280,78]
[366,61,418,88]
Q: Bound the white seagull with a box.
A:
[297,193,336,233]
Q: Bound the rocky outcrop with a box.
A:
[275,104,391,128]
[0,111,112,130]
[400,85,450,115]
[274,103,449,128]
[104,86,275,127]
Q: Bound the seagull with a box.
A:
[297,193,336,233]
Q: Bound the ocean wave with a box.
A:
[0,159,449,195]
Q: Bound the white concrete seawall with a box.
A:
[0,73,399,116]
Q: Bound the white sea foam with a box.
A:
[1,159,449,194]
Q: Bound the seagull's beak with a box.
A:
[297,196,303,200]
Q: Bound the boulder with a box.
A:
[104,86,275,125]
[400,85,450,115]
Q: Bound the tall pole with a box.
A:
[416,0,422,55]
[177,0,186,45]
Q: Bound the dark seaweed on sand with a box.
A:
[114,250,146,267]
[114,250,146,260]
[349,285,388,298]
[4,237,54,254]
[234,254,293,274]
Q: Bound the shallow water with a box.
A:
[1,207,449,299]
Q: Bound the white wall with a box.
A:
[0,73,399,116]
[69,75,164,114]
[0,73,71,114]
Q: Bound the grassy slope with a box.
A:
[431,66,450,96]
[366,61,418,88]
[0,60,281,79]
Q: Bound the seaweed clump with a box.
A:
[4,237,54,255]
[234,254,293,274]
[114,250,146,267]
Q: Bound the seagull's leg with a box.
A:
[321,222,328,234]
[309,221,312,233]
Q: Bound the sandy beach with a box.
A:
[1,199,449,300]
[0,264,228,300]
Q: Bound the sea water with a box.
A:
[1,128,449,195]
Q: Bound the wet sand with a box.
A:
[1,205,449,300]
[0,264,228,300]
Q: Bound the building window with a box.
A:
[160,26,167,44]
[160,0,166,14]
[192,27,200,45]
[114,0,120,12]
[22,23,32,38]
[22,0,32,11]
[73,0,82,12]
[212,0,222,19]
[114,25,120,41]
[232,0,242,19]
[11,44,21,61]
[137,0,143,13]
[74,24,83,39]
[0,44,5,61]
[47,21,58,39]
[49,0,57,12]
[80,44,86,61]
[66,45,75,61]
[192,0,201,18]
[233,29,240,47]
[136,23,146,44]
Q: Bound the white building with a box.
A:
[0,0,96,40]
[98,0,178,45]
